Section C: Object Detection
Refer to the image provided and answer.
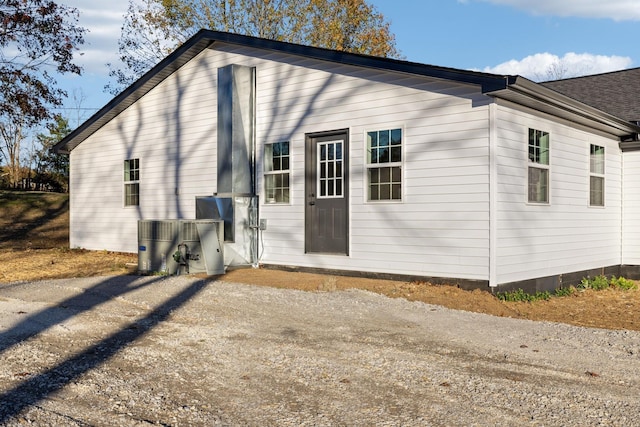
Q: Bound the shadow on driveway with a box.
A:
[0,275,210,422]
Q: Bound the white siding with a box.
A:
[70,41,635,284]
[70,50,219,252]
[495,103,622,284]
[622,151,640,264]
[71,42,492,281]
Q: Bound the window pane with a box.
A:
[528,167,548,203]
[392,184,401,200]
[590,145,604,174]
[282,157,289,170]
[528,128,549,165]
[368,131,378,148]
[391,166,401,182]
[380,183,391,200]
[281,141,289,156]
[539,132,549,165]
[369,183,379,200]
[380,166,390,183]
[369,168,379,183]
[379,147,390,163]
[391,146,401,162]
[264,145,273,172]
[391,128,402,145]
[379,130,389,147]
[265,176,276,201]
[125,183,139,206]
[335,179,342,196]
[590,176,604,206]
[273,157,281,171]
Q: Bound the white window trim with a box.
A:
[589,144,605,207]
[123,158,140,208]
[364,126,404,203]
[264,141,291,204]
[526,128,550,205]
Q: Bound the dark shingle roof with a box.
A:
[542,68,640,123]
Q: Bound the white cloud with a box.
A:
[62,0,133,75]
[480,52,633,81]
[478,0,640,21]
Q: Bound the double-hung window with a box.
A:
[589,144,605,206]
[124,158,140,207]
[264,141,290,203]
[528,129,550,203]
[367,128,402,201]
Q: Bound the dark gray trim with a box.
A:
[246,263,639,295]
[251,263,490,291]
[51,30,517,154]
[619,141,640,152]
[497,265,623,294]
[54,29,640,154]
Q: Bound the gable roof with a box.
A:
[542,68,640,124]
[54,30,640,154]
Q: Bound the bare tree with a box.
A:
[0,118,26,188]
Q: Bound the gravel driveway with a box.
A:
[1,275,639,426]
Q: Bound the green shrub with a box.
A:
[579,275,610,290]
[610,276,637,290]
[554,286,575,297]
[496,289,551,302]
[579,275,637,291]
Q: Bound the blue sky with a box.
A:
[56,0,640,125]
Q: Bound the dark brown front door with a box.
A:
[305,130,349,254]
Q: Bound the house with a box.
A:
[54,30,640,291]
[542,68,640,287]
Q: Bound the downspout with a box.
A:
[489,103,498,288]
[250,65,260,268]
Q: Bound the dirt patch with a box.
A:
[222,268,640,331]
[2,191,639,332]
[1,249,640,331]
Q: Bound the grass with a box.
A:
[0,191,137,282]
[497,274,638,302]
[0,190,69,250]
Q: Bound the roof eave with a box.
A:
[54,30,512,154]
[484,76,640,139]
[53,33,216,154]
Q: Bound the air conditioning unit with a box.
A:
[138,219,224,275]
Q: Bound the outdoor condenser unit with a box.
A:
[137,219,224,275]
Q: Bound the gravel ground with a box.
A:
[1,275,640,426]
